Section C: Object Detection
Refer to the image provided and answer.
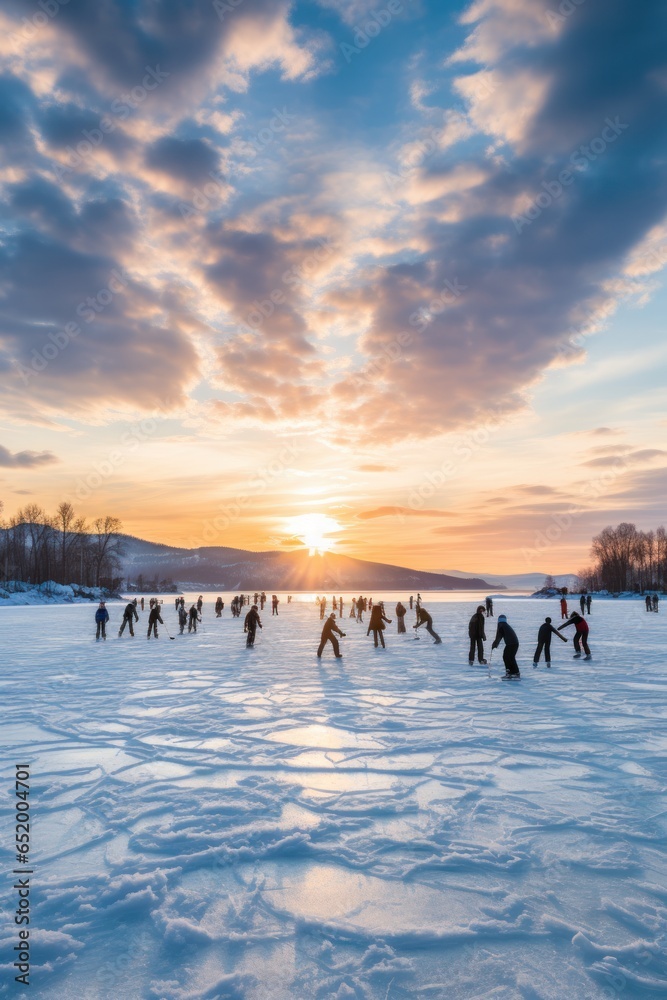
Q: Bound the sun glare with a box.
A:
[286,513,341,555]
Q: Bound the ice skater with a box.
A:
[485,596,493,617]
[395,601,407,633]
[558,611,591,659]
[188,604,200,633]
[178,603,188,634]
[215,597,223,617]
[413,605,442,643]
[147,601,163,639]
[586,594,592,614]
[579,594,586,614]
[560,594,568,619]
[95,601,109,641]
[272,594,279,615]
[118,598,139,637]
[356,597,364,623]
[317,612,345,658]
[197,595,203,614]
[653,594,660,612]
[533,616,567,667]
[367,603,392,648]
[244,604,262,647]
[349,597,357,618]
[468,605,487,664]
[491,614,520,677]
[646,594,652,612]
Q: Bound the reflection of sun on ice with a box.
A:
[286,513,340,555]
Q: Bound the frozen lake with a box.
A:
[1,596,666,999]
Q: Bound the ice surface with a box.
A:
[1,596,666,999]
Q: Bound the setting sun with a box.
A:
[285,514,341,555]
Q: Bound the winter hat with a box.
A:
[498,614,507,622]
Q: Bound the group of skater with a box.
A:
[94,592,620,677]
[645,593,660,612]
[314,595,594,679]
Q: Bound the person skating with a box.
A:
[215,597,223,617]
[140,597,145,611]
[579,594,586,614]
[118,598,139,637]
[468,605,487,664]
[558,611,591,659]
[395,601,407,633]
[586,594,592,614]
[653,594,660,612]
[560,595,568,619]
[244,604,262,647]
[349,598,357,618]
[197,595,203,614]
[367,604,392,648]
[409,595,414,609]
[485,596,493,617]
[646,593,652,612]
[260,592,266,610]
[491,614,520,677]
[178,603,188,634]
[147,601,163,639]
[188,604,199,633]
[95,601,109,641]
[317,612,345,658]
[533,616,566,667]
[413,605,442,643]
[272,594,279,615]
[356,596,364,623]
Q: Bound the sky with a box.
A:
[1,0,666,576]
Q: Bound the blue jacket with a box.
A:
[95,607,110,624]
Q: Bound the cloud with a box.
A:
[357,506,456,520]
[356,463,396,472]
[144,136,220,186]
[0,445,58,468]
[581,449,667,470]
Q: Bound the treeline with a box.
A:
[578,522,667,593]
[0,502,124,590]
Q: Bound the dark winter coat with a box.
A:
[148,607,163,625]
[244,609,262,632]
[320,617,344,641]
[95,607,109,624]
[368,606,390,630]
[124,602,139,621]
[468,611,486,640]
[492,621,518,648]
[537,622,561,643]
[395,602,406,617]
[415,608,433,628]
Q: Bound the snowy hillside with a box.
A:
[119,534,493,591]
[1,597,666,998]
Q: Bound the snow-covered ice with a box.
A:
[1,595,666,999]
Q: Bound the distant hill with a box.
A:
[440,570,577,591]
[118,535,493,591]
